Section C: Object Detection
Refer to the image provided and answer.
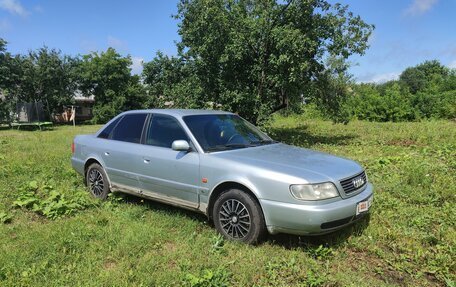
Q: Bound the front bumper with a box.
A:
[260,183,373,235]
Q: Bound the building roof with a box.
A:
[74,97,95,103]
[73,90,95,102]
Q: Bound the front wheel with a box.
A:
[85,163,110,200]
[213,189,267,244]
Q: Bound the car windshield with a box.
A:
[183,114,276,152]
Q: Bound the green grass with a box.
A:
[0,117,455,286]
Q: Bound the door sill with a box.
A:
[111,183,202,213]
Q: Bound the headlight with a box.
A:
[290,182,339,200]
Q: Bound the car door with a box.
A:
[100,113,148,191]
[136,113,200,208]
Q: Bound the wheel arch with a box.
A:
[207,181,264,221]
[83,157,111,187]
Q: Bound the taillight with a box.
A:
[71,142,75,154]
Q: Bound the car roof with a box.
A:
[120,109,234,118]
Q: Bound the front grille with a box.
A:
[340,171,367,194]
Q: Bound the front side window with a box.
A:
[146,114,189,148]
[183,114,274,152]
[111,113,147,143]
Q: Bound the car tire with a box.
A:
[85,163,110,200]
[213,188,267,244]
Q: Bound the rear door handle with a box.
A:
[104,152,110,156]
[143,158,150,164]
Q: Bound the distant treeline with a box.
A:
[1,36,455,125]
[1,1,455,125]
[0,39,145,124]
[346,60,456,121]
[2,0,378,124]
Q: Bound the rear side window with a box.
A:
[111,114,147,143]
[98,116,122,139]
[146,114,189,148]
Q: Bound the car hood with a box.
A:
[211,143,363,183]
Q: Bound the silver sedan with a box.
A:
[71,109,373,244]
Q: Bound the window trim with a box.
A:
[182,113,272,153]
[97,115,124,140]
[144,113,196,151]
[108,113,148,144]
[139,113,152,145]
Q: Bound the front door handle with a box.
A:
[143,158,150,164]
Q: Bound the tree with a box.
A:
[79,48,146,123]
[1,44,80,121]
[312,56,354,123]
[0,38,11,122]
[0,38,9,89]
[0,38,7,68]
[143,52,203,109]
[0,38,5,52]
[27,47,80,114]
[0,40,29,122]
[146,0,373,123]
[399,60,449,94]
[0,38,18,91]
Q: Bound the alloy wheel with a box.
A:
[218,199,251,239]
[88,169,104,196]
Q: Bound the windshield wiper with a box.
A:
[206,143,253,152]
[250,139,278,145]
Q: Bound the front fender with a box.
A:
[208,177,262,200]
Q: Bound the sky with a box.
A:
[1,0,455,82]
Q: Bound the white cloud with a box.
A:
[107,36,128,51]
[404,0,438,16]
[358,72,400,84]
[80,39,98,53]
[0,18,10,31]
[131,57,144,75]
[448,60,456,69]
[34,5,43,13]
[0,0,28,16]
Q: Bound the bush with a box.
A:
[413,90,456,120]
[349,83,414,122]
[344,61,456,122]
[12,180,97,219]
[184,267,231,287]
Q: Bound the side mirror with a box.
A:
[171,140,191,152]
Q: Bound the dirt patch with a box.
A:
[424,272,441,285]
[103,258,117,270]
[378,268,407,286]
[343,249,409,287]
[387,139,418,147]
[164,242,177,253]
[26,212,47,224]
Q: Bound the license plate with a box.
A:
[356,196,373,215]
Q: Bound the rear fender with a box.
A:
[84,154,113,188]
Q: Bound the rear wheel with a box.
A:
[86,163,110,200]
[213,189,266,244]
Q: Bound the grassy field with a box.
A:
[0,117,455,286]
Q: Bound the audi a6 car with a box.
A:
[71,109,373,243]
